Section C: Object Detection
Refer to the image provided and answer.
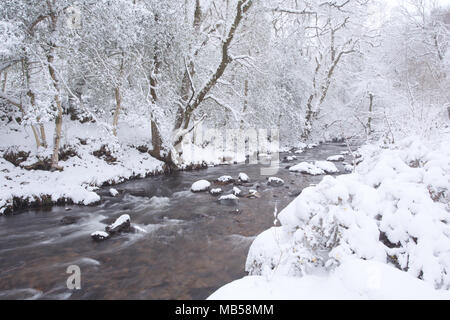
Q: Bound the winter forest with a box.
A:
[0,0,449,300]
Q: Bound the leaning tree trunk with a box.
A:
[170,0,253,165]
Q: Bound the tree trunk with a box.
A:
[112,86,121,137]
[47,44,63,170]
[2,72,7,92]
[40,123,47,148]
[367,93,374,135]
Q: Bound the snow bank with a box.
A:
[210,259,450,300]
[213,134,450,299]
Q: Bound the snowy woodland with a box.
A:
[0,0,449,300]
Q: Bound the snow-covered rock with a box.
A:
[105,214,131,234]
[218,194,239,204]
[109,188,119,197]
[217,175,235,184]
[307,143,319,149]
[327,155,345,162]
[247,189,261,199]
[238,173,250,183]
[344,164,354,173]
[210,188,223,196]
[233,187,242,196]
[91,231,110,241]
[289,162,325,175]
[267,177,284,187]
[314,161,339,174]
[191,180,211,192]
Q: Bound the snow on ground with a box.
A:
[209,258,450,300]
[0,119,163,214]
[211,134,450,299]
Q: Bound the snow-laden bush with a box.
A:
[246,135,450,289]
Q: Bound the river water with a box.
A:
[0,143,350,300]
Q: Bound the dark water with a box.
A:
[0,143,351,300]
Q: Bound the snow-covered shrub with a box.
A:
[246,135,450,289]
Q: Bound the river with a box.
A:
[0,143,351,299]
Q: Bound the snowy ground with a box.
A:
[0,119,164,214]
[210,132,450,300]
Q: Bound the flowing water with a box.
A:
[0,143,351,300]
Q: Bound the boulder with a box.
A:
[210,188,223,196]
[238,172,250,183]
[327,155,345,162]
[233,186,243,197]
[314,161,339,174]
[191,180,211,192]
[109,188,119,197]
[60,216,81,226]
[267,177,285,187]
[91,231,110,241]
[216,175,235,185]
[289,162,325,175]
[105,214,131,234]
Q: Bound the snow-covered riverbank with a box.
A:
[210,133,450,299]
[0,119,165,214]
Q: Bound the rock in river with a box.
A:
[60,216,81,226]
[267,177,284,187]
[105,214,131,234]
[191,180,211,192]
[91,231,110,241]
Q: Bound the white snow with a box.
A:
[191,180,211,192]
[289,162,325,175]
[209,258,450,300]
[327,155,345,162]
[109,188,119,197]
[238,172,250,182]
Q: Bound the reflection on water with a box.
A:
[0,143,351,299]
